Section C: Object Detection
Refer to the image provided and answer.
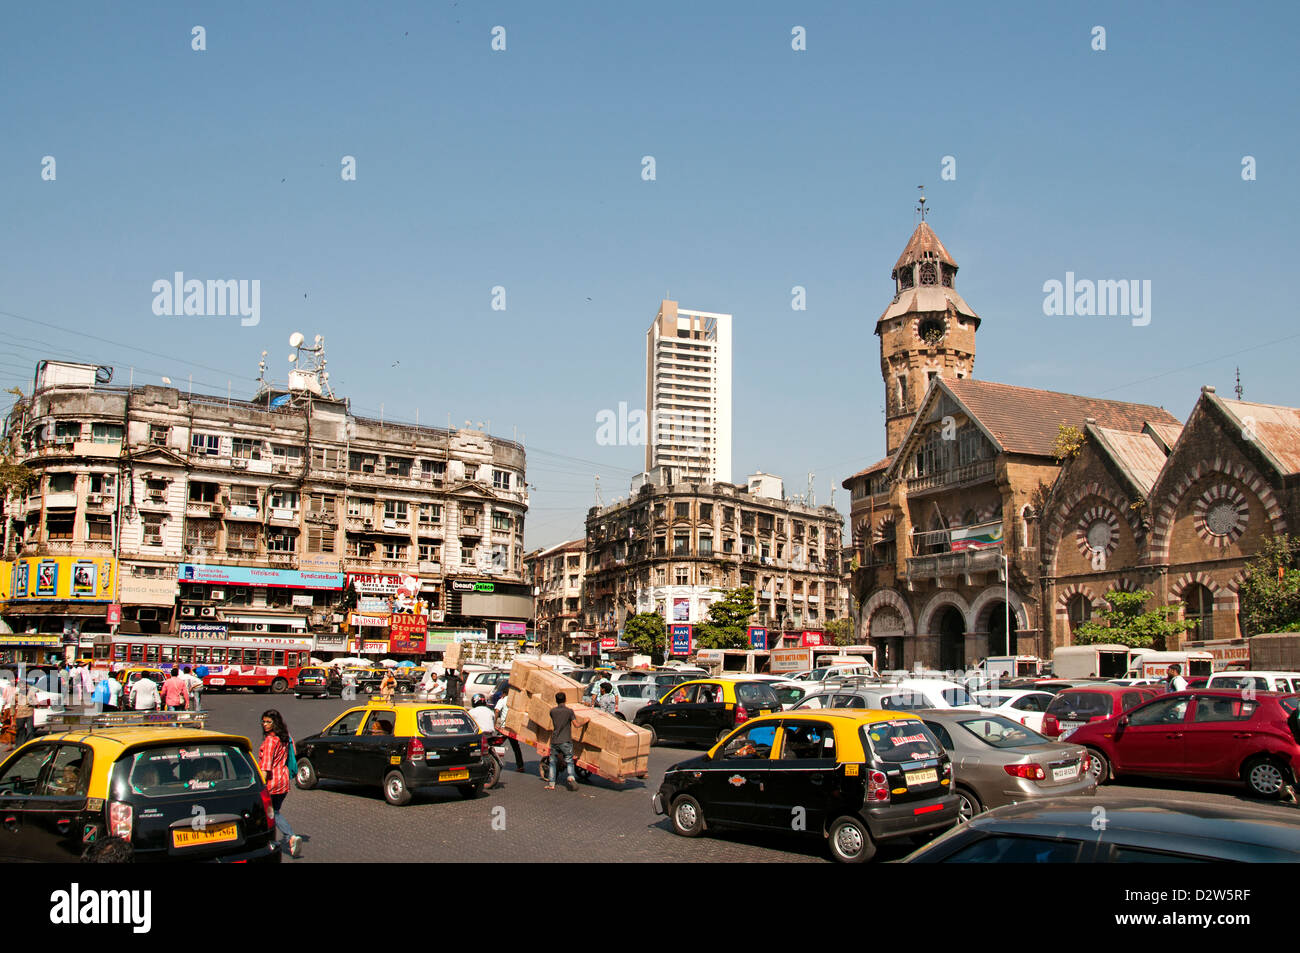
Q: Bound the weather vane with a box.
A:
[916,185,928,222]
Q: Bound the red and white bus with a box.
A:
[96,635,312,694]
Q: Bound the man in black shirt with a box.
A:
[444,667,463,706]
[546,691,589,791]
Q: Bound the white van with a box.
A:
[1204,671,1300,693]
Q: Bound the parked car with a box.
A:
[1205,671,1300,693]
[654,709,959,862]
[462,669,510,700]
[791,690,874,710]
[0,711,280,862]
[634,678,782,747]
[771,681,818,709]
[828,677,983,712]
[903,794,1300,862]
[915,710,1096,821]
[294,666,343,699]
[1040,685,1158,747]
[969,690,1056,733]
[609,680,659,720]
[295,700,492,804]
[1067,690,1300,798]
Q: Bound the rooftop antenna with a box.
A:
[807,471,815,508]
[594,475,603,508]
[1235,367,1243,400]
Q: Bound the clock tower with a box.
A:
[876,201,980,455]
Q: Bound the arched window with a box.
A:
[1021,505,1034,549]
[919,261,938,285]
[1183,584,1214,640]
[1067,594,1092,636]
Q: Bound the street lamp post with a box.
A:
[1001,551,1011,657]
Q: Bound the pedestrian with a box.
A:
[182,666,204,712]
[379,668,397,703]
[444,667,462,706]
[102,670,122,712]
[544,691,589,792]
[161,667,190,711]
[130,672,161,711]
[494,686,526,773]
[72,661,94,708]
[419,667,436,699]
[1166,664,1188,692]
[258,709,303,858]
[595,681,618,716]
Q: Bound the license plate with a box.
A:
[1059,720,1085,731]
[439,768,470,782]
[1052,764,1079,782]
[905,768,938,786]
[172,822,237,848]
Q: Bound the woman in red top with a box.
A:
[259,709,303,857]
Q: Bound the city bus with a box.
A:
[96,635,313,694]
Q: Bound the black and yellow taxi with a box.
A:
[294,699,491,805]
[634,677,783,747]
[653,709,960,862]
[294,666,344,699]
[0,711,280,862]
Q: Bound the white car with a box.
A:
[969,689,1056,732]
[604,680,659,720]
[857,677,983,712]
[462,669,511,701]
[1204,671,1300,693]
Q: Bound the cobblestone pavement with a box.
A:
[199,692,1292,863]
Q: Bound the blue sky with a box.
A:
[3,1,1297,549]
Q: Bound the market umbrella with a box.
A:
[377,659,399,667]
[397,660,416,667]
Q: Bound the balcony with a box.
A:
[905,458,996,495]
[906,543,1005,586]
[186,502,215,518]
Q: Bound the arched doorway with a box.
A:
[937,606,965,670]
[986,602,1012,657]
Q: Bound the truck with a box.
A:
[768,645,877,677]
[981,655,1045,679]
[1052,644,1132,679]
[1183,635,1300,673]
[1125,648,1213,680]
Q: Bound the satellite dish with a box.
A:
[39,424,51,442]
[94,366,113,384]
[287,354,298,363]
[288,332,305,348]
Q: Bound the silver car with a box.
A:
[604,680,659,720]
[915,709,1097,822]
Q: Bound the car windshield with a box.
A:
[973,692,1012,707]
[861,719,941,764]
[955,715,1045,748]
[774,686,806,705]
[1047,692,1113,717]
[942,687,975,706]
[417,710,478,735]
[736,683,780,708]
[1280,696,1298,714]
[125,744,257,797]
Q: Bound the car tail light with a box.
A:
[1043,714,1059,736]
[734,705,749,725]
[408,736,426,760]
[1003,763,1046,780]
[260,788,274,829]
[108,801,133,840]
[866,770,889,803]
[1081,753,1092,774]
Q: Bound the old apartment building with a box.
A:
[1,356,529,658]
[583,472,845,647]
[523,537,586,654]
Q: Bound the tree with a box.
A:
[0,453,34,500]
[623,612,666,661]
[1237,535,1300,635]
[695,586,757,650]
[825,617,854,646]
[1052,423,1086,462]
[1073,589,1194,649]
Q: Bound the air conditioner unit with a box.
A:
[210,589,225,600]
[253,623,268,632]
[180,605,197,617]
[276,464,290,473]
[231,459,248,469]
[200,606,216,617]
[363,520,373,529]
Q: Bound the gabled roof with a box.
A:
[885,378,1180,482]
[1088,426,1171,496]
[123,445,188,467]
[893,222,955,275]
[941,379,1178,457]
[1142,420,1183,453]
[842,455,894,488]
[1212,393,1300,476]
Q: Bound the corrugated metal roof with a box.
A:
[1091,427,1170,495]
[943,378,1179,457]
[893,222,956,274]
[1217,397,1300,475]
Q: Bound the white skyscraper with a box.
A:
[644,299,732,485]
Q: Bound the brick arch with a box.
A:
[1043,481,1140,574]
[861,588,914,639]
[872,514,896,543]
[1225,568,1250,594]
[1054,583,1107,613]
[1168,571,1223,600]
[1150,458,1286,560]
[968,585,1029,633]
[917,590,972,635]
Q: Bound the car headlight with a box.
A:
[1058,727,1076,741]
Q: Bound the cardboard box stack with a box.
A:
[500,658,651,779]
[442,641,462,669]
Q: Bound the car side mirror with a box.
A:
[1115,714,1129,736]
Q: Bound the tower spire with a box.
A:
[916,185,928,222]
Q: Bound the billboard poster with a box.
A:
[672,598,690,622]
[390,614,429,654]
[9,557,116,601]
[600,637,616,650]
[36,560,59,596]
[800,631,825,647]
[669,624,693,656]
[498,621,527,637]
[179,563,344,590]
[748,626,768,650]
[106,603,121,625]
[14,560,29,597]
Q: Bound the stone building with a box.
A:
[583,472,845,647]
[1042,387,1300,648]
[1,355,529,660]
[523,538,586,654]
[844,217,1180,670]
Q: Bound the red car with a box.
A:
[1041,686,1158,744]
[1067,691,1300,798]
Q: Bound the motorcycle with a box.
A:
[484,732,506,788]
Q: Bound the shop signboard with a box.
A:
[390,613,428,654]
[8,556,117,601]
[178,564,344,590]
[669,624,693,656]
[179,622,229,639]
[748,626,768,650]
